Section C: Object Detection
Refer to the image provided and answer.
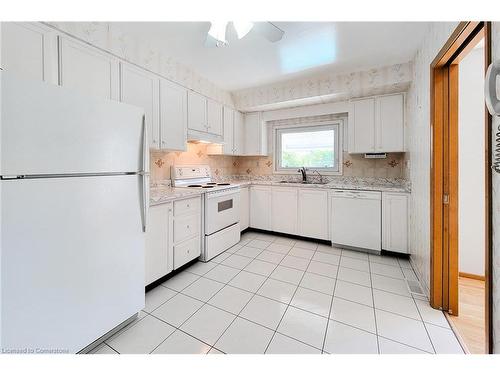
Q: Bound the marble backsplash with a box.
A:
[150,143,407,185]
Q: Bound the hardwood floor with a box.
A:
[447,277,485,354]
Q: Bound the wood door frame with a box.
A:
[430,21,493,353]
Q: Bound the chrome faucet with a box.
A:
[298,167,307,182]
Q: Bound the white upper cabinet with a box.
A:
[250,186,272,230]
[382,192,409,254]
[160,79,187,151]
[349,93,405,153]
[1,22,57,83]
[298,189,329,240]
[222,107,235,154]
[207,99,223,137]
[376,94,405,152]
[233,111,245,155]
[187,91,207,133]
[58,37,119,100]
[244,112,267,156]
[349,98,375,153]
[271,187,298,235]
[119,62,159,148]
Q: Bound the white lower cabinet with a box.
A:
[173,197,201,270]
[298,189,329,240]
[250,186,272,230]
[382,192,409,254]
[271,187,298,235]
[145,196,202,286]
[145,203,173,286]
[240,186,250,231]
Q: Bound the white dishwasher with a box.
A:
[330,190,382,252]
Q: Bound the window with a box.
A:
[274,122,342,174]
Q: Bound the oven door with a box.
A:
[205,188,241,235]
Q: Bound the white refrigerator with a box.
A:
[0,72,149,353]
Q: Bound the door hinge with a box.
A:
[443,194,449,205]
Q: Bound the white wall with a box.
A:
[406,22,459,296]
[458,47,485,277]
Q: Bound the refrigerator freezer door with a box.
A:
[0,175,145,353]
[0,72,145,176]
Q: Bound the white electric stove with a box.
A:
[172,165,241,261]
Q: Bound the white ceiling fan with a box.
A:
[205,21,284,47]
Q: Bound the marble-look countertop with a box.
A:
[227,180,409,193]
[149,187,203,206]
[150,176,409,205]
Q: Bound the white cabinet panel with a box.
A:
[207,99,223,136]
[160,79,187,151]
[187,91,207,132]
[382,192,409,254]
[174,214,201,244]
[250,186,272,230]
[271,187,298,234]
[58,37,119,100]
[349,93,405,154]
[234,111,245,155]
[120,62,159,148]
[349,98,375,153]
[244,112,267,156]
[376,94,405,152]
[145,203,173,286]
[223,107,235,154]
[240,186,250,231]
[174,236,201,270]
[1,22,57,83]
[298,189,329,240]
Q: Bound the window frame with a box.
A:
[273,120,343,175]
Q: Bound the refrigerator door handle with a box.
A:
[139,171,149,232]
[140,115,149,232]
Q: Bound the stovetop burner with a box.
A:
[187,184,202,187]
[217,183,230,186]
[202,186,215,188]
[206,182,217,185]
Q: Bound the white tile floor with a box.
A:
[92,231,465,354]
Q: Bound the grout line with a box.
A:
[210,249,284,353]
[262,244,318,353]
[367,253,380,354]
[320,248,341,353]
[129,231,433,354]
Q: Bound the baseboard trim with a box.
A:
[459,272,485,281]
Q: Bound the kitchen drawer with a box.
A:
[174,236,201,269]
[174,213,200,244]
[174,197,200,216]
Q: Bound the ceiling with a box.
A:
[114,22,431,91]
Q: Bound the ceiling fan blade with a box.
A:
[253,22,284,42]
[204,35,219,48]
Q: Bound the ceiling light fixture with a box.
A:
[208,21,228,46]
[205,22,284,48]
[233,22,254,39]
